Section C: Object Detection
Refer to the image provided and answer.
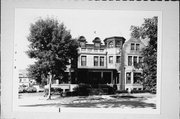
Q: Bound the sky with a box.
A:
[14,9,159,70]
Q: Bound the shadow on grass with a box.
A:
[20,100,156,109]
[62,100,156,109]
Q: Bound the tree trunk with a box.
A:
[47,73,52,100]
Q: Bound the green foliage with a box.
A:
[26,18,79,84]
[130,16,158,92]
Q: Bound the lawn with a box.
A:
[18,93,156,109]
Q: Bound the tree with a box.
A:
[26,18,79,99]
[130,16,157,92]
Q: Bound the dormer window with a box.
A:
[108,41,114,48]
[80,42,85,47]
[95,43,100,47]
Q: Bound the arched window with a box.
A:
[108,41,114,48]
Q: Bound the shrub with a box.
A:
[99,84,115,94]
[116,90,128,94]
[89,88,104,95]
[73,84,92,96]
[130,90,150,93]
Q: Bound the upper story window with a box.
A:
[94,56,98,66]
[80,42,85,47]
[108,41,114,48]
[116,56,121,63]
[116,41,121,47]
[136,44,140,51]
[81,56,86,66]
[100,57,104,66]
[95,43,100,47]
[88,48,92,52]
[100,49,104,52]
[128,56,132,66]
[94,49,98,52]
[81,48,86,51]
[133,56,138,66]
[139,56,143,63]
[131,43,135,50]
[109,56,113,64]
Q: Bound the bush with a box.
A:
[89,88,104,95]
[116,90,128,94]
[73,84,92,96]
[130,90,150,93]
[98,84,115,94]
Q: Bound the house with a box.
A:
[76,36,146,91]
[77,36,126,90]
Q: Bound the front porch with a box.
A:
[77,69,121,86]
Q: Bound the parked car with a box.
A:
[26,86,37,93]
[18,86,25,93]
[33,85,44,92]
[18,85,28,93]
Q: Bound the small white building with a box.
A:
[19,69,36,87]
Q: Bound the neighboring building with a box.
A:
[123,37,145,91]
[19,69,36,87]
[77,36,126,90]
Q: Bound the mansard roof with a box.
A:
[92,37,101,43]
[78,36,87,42]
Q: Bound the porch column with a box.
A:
[131,72,134,84]
[111,71,113,84]
[101,71,103,79]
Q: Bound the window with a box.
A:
[128,56,132,66]
[108,41,114,48]
[81,56,86,66]
[139,57,143,63]
[133,56,138,66]
[80,42,85,47]
[133,73,142,84]
[94,56,98,66]
[126,72,131,84]
[100,57,104,66]
[131,43,135,50]
[94,49,98,52]
[95,43,100,47]
[116,56,121,63]
[136,44,140,51]
[100,49,104,52]
[88,48,92,52]
[81,48,86,51]
[109,56,113,64]
[116,41,121,47]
